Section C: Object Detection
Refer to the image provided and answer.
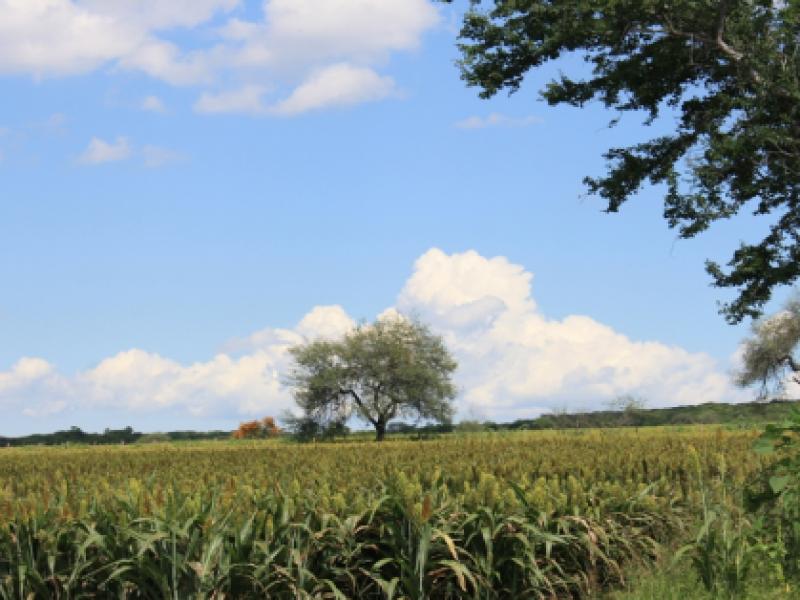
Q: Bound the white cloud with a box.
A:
[142,145,187,167]
[78,0,241,31]
[0,358,71,413]
[269,63,397,115]
[219,306,354,355]
[116,38,222,86]
[0,0,238,78]
[77,137,186,167]
[2,306,356,420]
[74,349,288,416]
[295,305,357,339]
[455,114,545,129]
[397,249,748,419]
[0,0,141,77]
[194,85,268,114]
[0,250,750,423]
[141,95,167,113]
[77,136,133,164]
[258,0,439,69]
[0,358,54,394]
[0,0,440,114]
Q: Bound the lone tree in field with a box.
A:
[443,0,800,323]
[283,313,458,441]
[733,290,800,400]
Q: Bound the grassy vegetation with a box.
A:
[603,408,800,599]
[603,556,795,600]
[0,428,786,598]
[2,414,800,597]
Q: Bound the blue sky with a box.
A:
[0,0,786,435]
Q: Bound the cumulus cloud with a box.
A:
[0,0,240,78]
[0,250,749,423]
[295,305,357,339]
[74,349,288,416]
[0,358,71,413]
[0,350,291,419]
[77,136,133,164]
[0,0,143,77]
[219,305,354,355]
[455,114,545,129]
[0,358,55,394]
[0,306,358,420]
[397,249,748,419]
[0,0,440,114]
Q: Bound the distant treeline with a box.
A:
[492,399,800,431]
[391,399,800,434]
[2,400,797,446]
[0,426,233,447]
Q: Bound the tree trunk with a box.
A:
[375,421,386,442]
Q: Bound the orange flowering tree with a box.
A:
[232,417,280,439]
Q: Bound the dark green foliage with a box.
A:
[0,426,142,447]
[320,421,351,440]
[671,414,696,425]
[442,0,800,323]
[504,399,800,430]
[695,411,722,425]
[0,427,232,448]
[279,414,321,442]
[280,416,352,443]
[748,405,800,581]
[135,432,172,444]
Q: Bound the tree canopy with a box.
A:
[282,313,458,441]
[733,288,800,399]
[443,0,800,323]
[231,417,280,440]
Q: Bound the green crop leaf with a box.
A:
[769,475,791,494]
[751,437,776,455]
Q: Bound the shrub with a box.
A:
[232,417,280,439]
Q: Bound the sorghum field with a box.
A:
[0,429,771,598]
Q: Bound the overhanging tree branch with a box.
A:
[442,0,800,322]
